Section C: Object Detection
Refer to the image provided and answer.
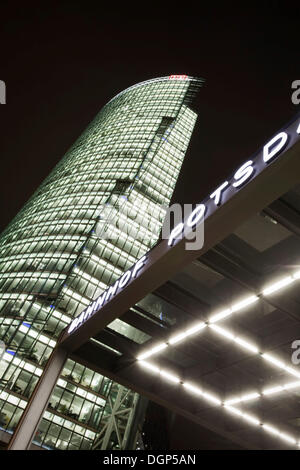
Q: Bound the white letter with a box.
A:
[263,132,288,163]
[94,291,107,311]
[68,317,79,334]
[233,160,254,187]
[210,181,229,206]
[119,270,132,288]
[168,222,184,246]
[297,122,300,134]
[105,280,119,302]
[83,304,94,321]
[77,311,85,326]
[132,255,147,278]
[186,204,206,228]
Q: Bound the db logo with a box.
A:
[0,80,6,104]
[169,74,188,80]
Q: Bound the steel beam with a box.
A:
[8,347,68,450]
[60,137,300,353]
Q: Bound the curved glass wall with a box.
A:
[0,75,203,449]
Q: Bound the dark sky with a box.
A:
[0,2,299,449]
[0,1,299,236]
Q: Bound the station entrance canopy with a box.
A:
[10,115,300,449]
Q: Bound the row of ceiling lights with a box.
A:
[137,269,300,448]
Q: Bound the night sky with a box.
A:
[0,1,299,449]
[1,2,299,235]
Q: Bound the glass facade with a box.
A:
[0,75,203,449]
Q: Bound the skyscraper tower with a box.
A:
[0,75,203,450]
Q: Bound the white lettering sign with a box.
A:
[67,119,300,335]
[68,255,147,334]
[168,124,299,247]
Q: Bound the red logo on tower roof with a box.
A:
[169,75,188,80]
